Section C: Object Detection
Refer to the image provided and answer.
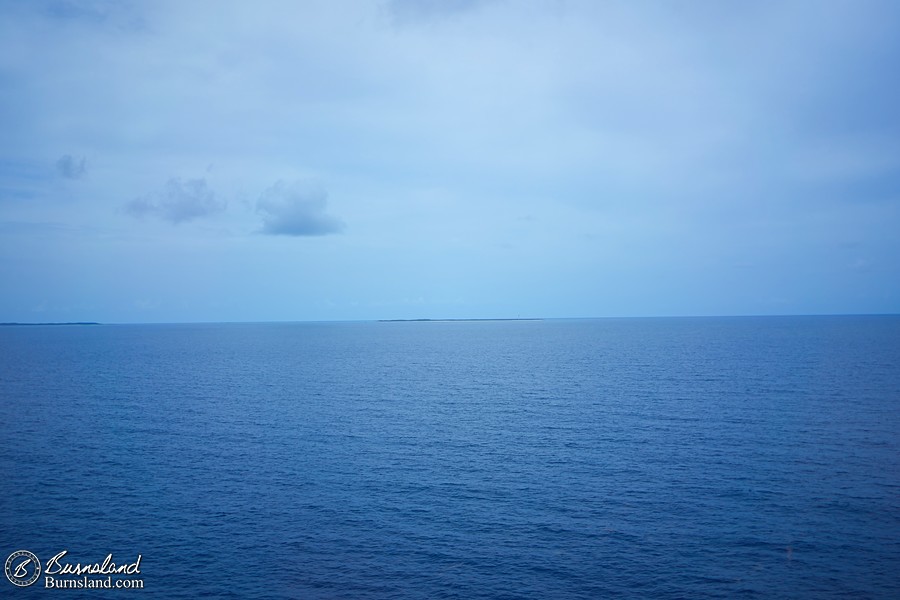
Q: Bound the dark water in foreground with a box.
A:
[1,316,899,598]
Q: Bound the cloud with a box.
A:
[44,0,112,23]
[42,0,147,31]
[56,155,86,179]
[125,177,225,224]
[256,181,344,236]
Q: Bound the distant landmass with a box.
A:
[378,318,542,322]
[0,322,100,326]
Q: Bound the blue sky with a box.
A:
[1,0,898,323]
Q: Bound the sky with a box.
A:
[1,0,899,323]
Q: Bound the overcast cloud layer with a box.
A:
[1,0,898,322]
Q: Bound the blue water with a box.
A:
[1,316,899,598]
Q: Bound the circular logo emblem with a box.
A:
[5,551,41,587]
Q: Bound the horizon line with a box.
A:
[3,312,899,327]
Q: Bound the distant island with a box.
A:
[0,322,100,326]
[378,318,543,322]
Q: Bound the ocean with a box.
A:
[1,316,899,598]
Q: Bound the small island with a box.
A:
[0,322,101,326]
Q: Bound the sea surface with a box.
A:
[1,316,899,598]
